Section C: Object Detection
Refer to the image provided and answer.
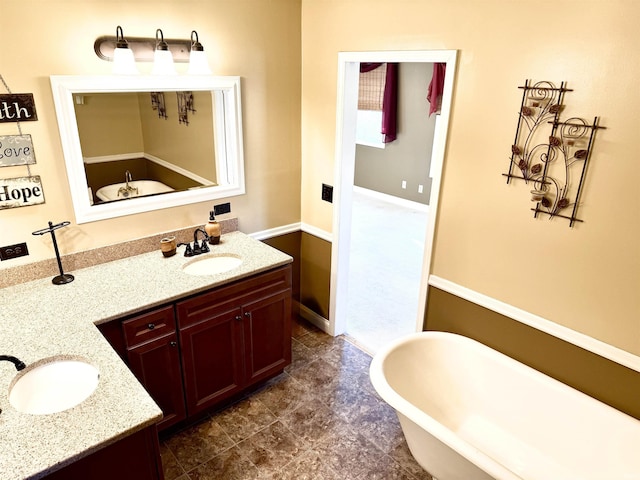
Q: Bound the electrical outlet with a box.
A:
[322,184,333,203]
[418,184,424,193]
[213,202,231,216]
[0,242,29,261]
[401,180,407,189]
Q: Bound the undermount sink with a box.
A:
[9,357,100,415]
[182,253,243,276]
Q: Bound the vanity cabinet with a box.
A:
[177,266,292,415]
[97,265,292,429]
[44,425,162,480]
[122,306,187,431]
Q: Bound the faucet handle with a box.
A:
[178,242,193,257]
[200,240,210,253]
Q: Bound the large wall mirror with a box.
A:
[50,75,244,223]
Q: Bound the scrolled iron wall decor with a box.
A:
[503,80,605,227]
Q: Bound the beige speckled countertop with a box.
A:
[0,231,292,480]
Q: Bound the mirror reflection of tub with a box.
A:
[95,180,175,202]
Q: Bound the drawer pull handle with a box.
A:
[147,323,155,330]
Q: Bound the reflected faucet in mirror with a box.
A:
[117,170,139,198]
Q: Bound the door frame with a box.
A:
[329,50,458,336]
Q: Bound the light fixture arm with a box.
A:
[115,25,128,48]
[191,31,204,52]
[94,33,192,63]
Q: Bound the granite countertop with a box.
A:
[0,231,293,480]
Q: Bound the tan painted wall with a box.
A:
[75,93,144,156]
[301,1,640,357]
[0,0,300,266]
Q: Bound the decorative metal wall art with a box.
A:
[150,92,167,119]
[503,80,605,227]
[176,91,195,125]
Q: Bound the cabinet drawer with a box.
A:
[177,266,291,329]
[123,306,176,348]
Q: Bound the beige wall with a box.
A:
[0,0,301,265]
[75,93,144,156]
[301,1,640,357]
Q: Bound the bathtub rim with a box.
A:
[370,331,525,480]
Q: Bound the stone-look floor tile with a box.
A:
[175,475,190,480]
[354,453,417,480]
[285,338,320,374]
[187,446,261,480]
[212,395,278,443]
[254,372,312,418]
[295,328,342,356]
[339,388,405,453]
[388,440,434,480]
[310,422,385,476]
[279,399,343,445]
[165,418,235,472]
[236,420,307,472]
[291,318,319,339]
[322,338,372,372]
[266,449,340,480]
[287,358,341,399]
[160,442,186,480]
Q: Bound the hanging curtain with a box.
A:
[359,62,398,143]
[427,63,446,116]
[381,62,398,143]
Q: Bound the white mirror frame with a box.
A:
[50,75,245,224]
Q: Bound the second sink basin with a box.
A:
[9,357,100,415]
[182,253,243,276]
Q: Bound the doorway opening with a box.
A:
[329,50,457,353]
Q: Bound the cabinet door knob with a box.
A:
[244,312,251,318]
[170,341,177,347]
[147,323,155,330]
[235,315,242,321]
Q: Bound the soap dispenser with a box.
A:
[204,211,221,244]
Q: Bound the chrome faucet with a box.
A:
[117,170,139,198]
[0,355,26,371]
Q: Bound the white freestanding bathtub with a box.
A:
[369,331,640,480]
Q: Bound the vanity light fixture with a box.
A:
[94,28,210,73]
[111,26,139,75]
[187,31,212,75]
[151,29,177,75]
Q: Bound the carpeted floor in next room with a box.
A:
[159,316,434,480]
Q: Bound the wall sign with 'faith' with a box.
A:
[0,94,38,123]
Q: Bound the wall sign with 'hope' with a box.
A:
[0,176,45,209]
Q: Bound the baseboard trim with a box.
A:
[297,302,330,333]
[428,275,640,373]
[249,223,301,241]
[354,186,429,212]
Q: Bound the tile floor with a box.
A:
[160,316,433,480]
